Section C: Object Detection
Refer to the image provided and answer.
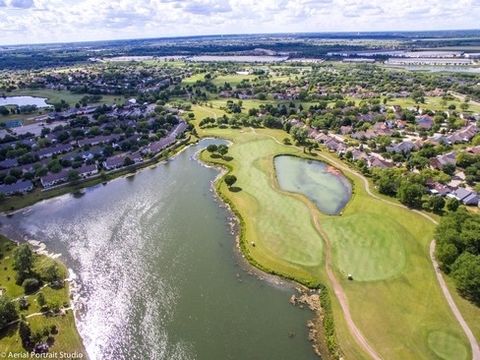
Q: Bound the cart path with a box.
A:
[251,128,479,360]
[249,127,382,359]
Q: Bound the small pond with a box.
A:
[0,96,51,108]
[275,156,352,215]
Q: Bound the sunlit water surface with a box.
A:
[1,140,317,360]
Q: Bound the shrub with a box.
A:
[22,278,40,294]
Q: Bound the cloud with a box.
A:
[183,0,232,15]
[0,0,479,45]
[9,0,34,8]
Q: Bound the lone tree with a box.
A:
[13,244,34,279]
[18,318,32,350]
[217,144,229,157]
[206,144,218,153]
[397,182,424,208]
[224,175,237,188]
[0,295,18,329]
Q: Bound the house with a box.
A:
[466,146,480,155]
[386,141,417,154]
[368,156,394,169]
[416,115,434,130]
[430,152,456,170]
[77,135,118,147]
[324,138,346,154]
[428,182,451,196]
[77,164,98,178]
[0,180,33,195]
[340,126,353,135]
[446,125,478,144]
[36,144,73,159]
[103,155,127,170]
[40,170,69,188]
[351,149,369,162]
[0,158,18,170]
[448,188,479,205]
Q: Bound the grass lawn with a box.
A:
[315,150,470,359]
[182,73,206,84]
[193,110,473,359]
[9,88,125,107]
[211,74,258,86]
[386,96,480,113]
[0,236,86,356]
[0,89,125,125]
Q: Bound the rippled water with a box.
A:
[275,155,352,215]
[0,140,317,360]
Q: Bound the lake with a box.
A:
[274,156,352,215]
[0,140,317,360]
[0,96,51,108]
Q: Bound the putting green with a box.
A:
[323,213,407,281]
[427,331,469,360]
[194,122,472,360]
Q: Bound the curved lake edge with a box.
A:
[272,153,354,217]
[198,147,338,359]
[2,137,325,359]
[0,137,196,359]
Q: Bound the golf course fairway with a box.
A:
[194,119,473,360]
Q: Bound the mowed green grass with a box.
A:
[210,74,258,86]
[316,150,471,360]
[322,213,407,281]
[10,88,124,106]
[201,130,324,285]
[0,236,85,355]
[192,108,473,359]
[428,331,469,360]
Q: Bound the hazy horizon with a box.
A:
[1,0,479,46]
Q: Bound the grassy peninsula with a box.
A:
[0,236,85,357]
[195,115,473,360]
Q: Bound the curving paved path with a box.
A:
[251,128,479,360]
[249,128,382,359]
[312,148,480,360]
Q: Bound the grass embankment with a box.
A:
[192,103,473,359]
[0,236,85,355]
[9,89,125,107]
[0,89,126,125]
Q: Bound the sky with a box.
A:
[0,0,479,45]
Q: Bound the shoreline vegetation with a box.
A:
[0,136,192,214]
[198,137,344,359]
[0,134,194,358]
[1,115,478,359]
[0,235,86,357]
[192,122,477,359]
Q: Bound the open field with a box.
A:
[315,150,471,359]
[191,105,474,359]
[9,89,125,107]
[211,74,258,86]
[386,96,480,113]
[0,89,126,124]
